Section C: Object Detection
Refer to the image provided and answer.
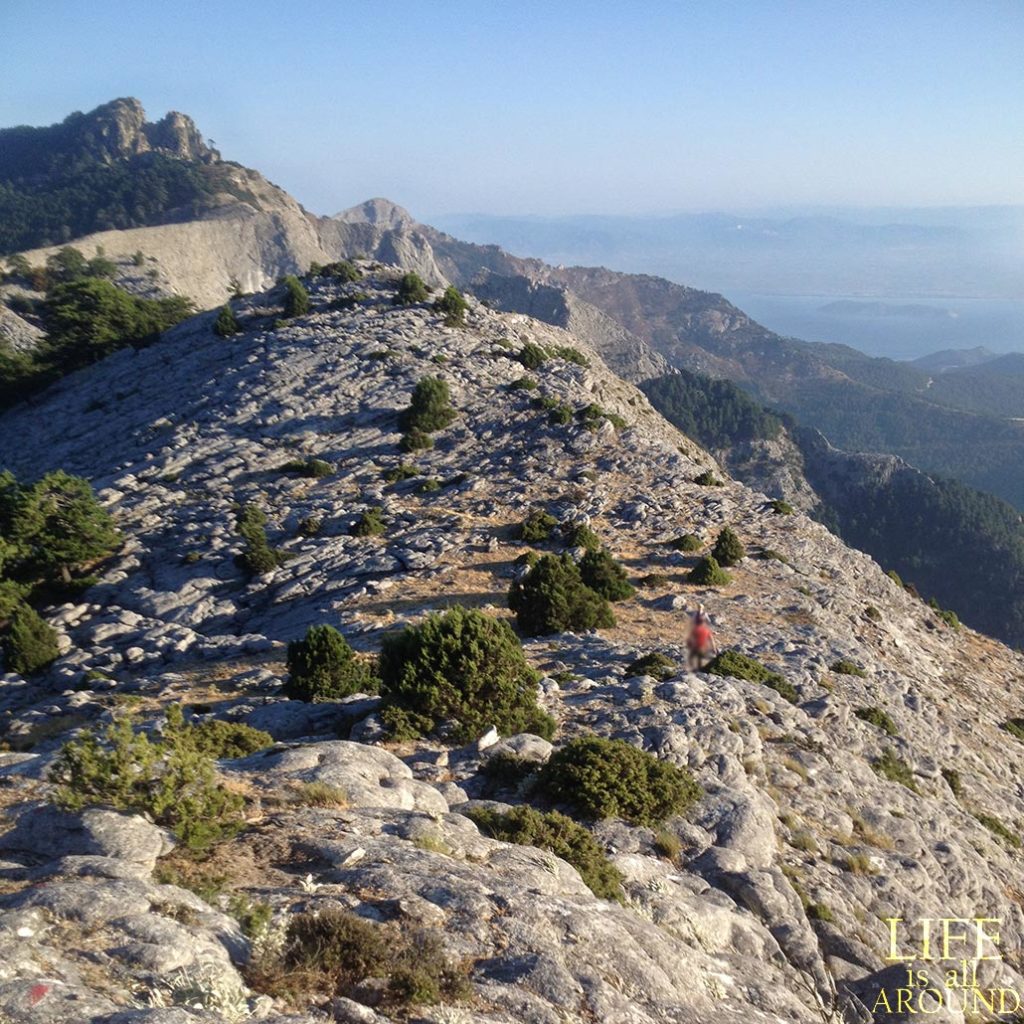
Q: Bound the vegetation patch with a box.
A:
[831,659,866,677]
[434,285,468,327]
[711,526,745,567]
[467,805,624,901]
[285,624,380,702]
[624,652,678,681]
[687,555,732,586]
[351,508,386,537]
[399,376,456,434]
[51,705,246,853]
[518,508,558,543]
[236,504,283,575]
[974,813,1021,849]
[508,553,615,636]
[855,707,898,736]
[707,650,796,702]
[871,749,918,793]
[393,272,429,305]
[578,548,634,601]
[379,606,554,743]
[279,458,332,479]
[538,735,701,826]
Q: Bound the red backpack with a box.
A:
[691,622,712,651]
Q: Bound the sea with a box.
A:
[726,293,1024,362]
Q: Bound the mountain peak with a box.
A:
[333,197,417,231]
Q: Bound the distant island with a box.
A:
[819,299,958,319]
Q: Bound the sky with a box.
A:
[1,0,1022,218]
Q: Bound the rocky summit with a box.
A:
[1,264,1023,1024]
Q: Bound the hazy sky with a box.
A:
[2,0,1022,217]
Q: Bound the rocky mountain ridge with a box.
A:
[1,265,1024,1023]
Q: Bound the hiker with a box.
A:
[687,607,717,669]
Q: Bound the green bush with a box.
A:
[188,720,273,758]
[297,515,322,537]
[831,659,866,677]
[510,375,537,391]
[694,470,722,487]
[393,272,429,305]
[2,605,59,675]
[769,499,795,515]
[579,548,634,601]
[639,572,670,589]
[519,343,547,369]
[519,508,558,542]
[434,285,468,327]
[872,749,919,793]
[320,260,362,282]
[52,706,246,853]
[254,907,468,1008]
[538,736,701,826]
[669,533,703,552]
[625,652,678,681]
[941,766,963,797]
[707,650,797,702]
[975,813,1020,848]
[561,522,601,552]
[285,624,379,701]
[400,376,456,434]
[281,275,309,318]
[383,463,419,484]
[688,556,732,586]
[855,707,898,736]
[467,805,623,902]
[1003,718,1024,742]
[711,527,745,567]
[399,429,433,452]
[379,607,554,744]
[508,553,615,636]
[236,504,282,575]
[351,508,386,537]
[280,457,333,479]
[213,304,240,337]
[12,470,120,584]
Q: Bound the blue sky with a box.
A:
[2,0,1021,217]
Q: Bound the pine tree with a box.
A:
[213,304,240,337]
[281,275,309,318]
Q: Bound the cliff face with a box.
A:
[1,266,1023,1023]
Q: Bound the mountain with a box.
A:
[3,265,1024,1023]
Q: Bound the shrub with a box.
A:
[769,499,795,515]
[400,377,456,434]
[639,572,670,589]
[519,508,558,543]
[281,275,309,318]
[831,659,866,677]
[508,553,615,636]
[351,508,386,537]
[688,556,732,586]
[519,343,547,369]
[652,829,682,861]
[467,805,623,901]
[280,458,333,479]
[1004,718,1024,742]
[578,404,627,432]
[669,533,703,552]
[2,605,59,675]
[562,522,601,552]
[579,548,635,601]
[297,515,322,537]
[539,736,701,826]
[399,429,433,452]
[418,478,441,493]
[625,652,678,681]
[285,624,379,701]
[706,650,797,702]
[975,813,1021,848]
[547,402,573,425]
[855,707,898,736]
[510,375,537,391]
[865,605,882,622]
[188,720,273,758]
[551,345,589,367]
[807,903,834,922]
[434,285,468,327]
[52,706,246,853]
[213,304,240,337]
[711,527,745,567]
[236,504,282,575]
[251,907,468,1008]
[694,470,722,486]
[383,463,419,484]
[872,749,919,792]
[393,272,429,305]
[13,470,120,584]
[941,767,963,797]
[320,260,362,282]
[379,607,554,743]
